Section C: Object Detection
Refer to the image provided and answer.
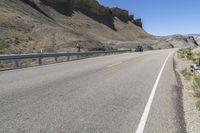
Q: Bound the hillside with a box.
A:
[191,34,200,45]
[0,0,198,54]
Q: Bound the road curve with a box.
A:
[0,49,186,133]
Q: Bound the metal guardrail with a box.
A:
[0,50,131,68]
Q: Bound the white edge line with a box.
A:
[135,52,172,133]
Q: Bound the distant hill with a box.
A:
[186,34,200,45]
[193,36,200,45]
[0,0,198,54]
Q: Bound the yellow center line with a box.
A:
[106,61,123,68]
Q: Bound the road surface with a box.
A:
[0,49,186,133]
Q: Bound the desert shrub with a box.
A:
[181,68,192,80]
[193,52,200,64]
[177,50,185,58]
[0,40,9,49]
[177,48,193,60]
[186,52,193,60]
[196,100,200,111]
[191,76,200,97]
[0,63,4,68]
[14,37,20,45]
[28,36,33,41]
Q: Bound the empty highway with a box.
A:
[0,49,186,133]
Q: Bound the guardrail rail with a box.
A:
[0,50,131,69]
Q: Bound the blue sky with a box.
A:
[98,0,200,36]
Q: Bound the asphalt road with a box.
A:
[0,49,186,133]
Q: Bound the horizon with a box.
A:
[98,0,200,36]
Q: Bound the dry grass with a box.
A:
[192,76,200,97]
[181,68,192,80]
[196,100,200,111]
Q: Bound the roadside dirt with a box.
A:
[174,54,200,133]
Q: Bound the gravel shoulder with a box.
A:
[174,54,200,133]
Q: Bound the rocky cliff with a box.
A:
[0,0,198,54]
[42,0,139,26]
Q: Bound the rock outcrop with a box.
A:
[42,0,142,27]
[111,7,129,17]
[133,19,143,28]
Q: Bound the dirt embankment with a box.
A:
[174,51,200,133]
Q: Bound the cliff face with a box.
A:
[0,0,198,54]
[42,0,140,27]
[0,0,149,54]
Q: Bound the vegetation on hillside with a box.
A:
[181,68,192,80]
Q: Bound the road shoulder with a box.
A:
[144,52,186,133]
[174,54,200,133]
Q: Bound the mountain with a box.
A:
[188,34,200,45]
[194,36,200,44]
[0,0,198,54]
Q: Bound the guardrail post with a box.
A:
[67,56,70,61]
[76,44,81,60]
[38,58,42,65]
[15,60,20,68]
[55,56,58,63]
